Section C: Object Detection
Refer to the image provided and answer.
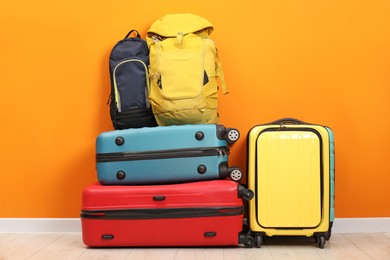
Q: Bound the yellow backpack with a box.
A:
[146,14,227,126]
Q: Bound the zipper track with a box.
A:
[81,206,243,220]
[254,127,324,229]
[96,147,229,163]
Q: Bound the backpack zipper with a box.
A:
[96,147,229,162]
[113,59,149,112]
[201,38,206,87]
[155,41,162,88]
[149,35,163,87]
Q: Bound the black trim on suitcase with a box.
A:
[254,127,324,229]
[81,206,243,220]
[96,147,229,163]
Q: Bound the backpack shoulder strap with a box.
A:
[215,48,228,94]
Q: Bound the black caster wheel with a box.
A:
[243,236,255,248]
[242,189,254,201]
[255,235,263,248]
[318,235,325,249]
[238,186,254,201]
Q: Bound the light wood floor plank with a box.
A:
[316,234,372,260]
[0,232,390,260]
[175,248,224,260]
[0,233,62,259]
[260,236,322,259]
[27,233,86,260]
[343,233,390,260]
[78,247,132,260]
[223,247,274,260]
[0,233,23,246]
[126,248,177,260]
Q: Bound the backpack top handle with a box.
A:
[124,30,141,39]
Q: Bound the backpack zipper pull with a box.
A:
[176,32,184,47]
[152,35,163,42]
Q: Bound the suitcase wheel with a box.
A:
[225,128,240,144]
[318,236,325,248]
[255,235,263,248]
[315,235,326,249]
[242,189,254,201]
[240,234,255,248]
[238,186,254,201]
[228,167,242,181]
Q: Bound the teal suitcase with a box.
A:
[96,124,242,185]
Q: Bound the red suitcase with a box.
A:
[81,180,254,247]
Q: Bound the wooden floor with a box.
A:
[0,233,389,260]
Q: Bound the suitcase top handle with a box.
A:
[271,118,307,125]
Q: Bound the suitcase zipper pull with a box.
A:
[218,147,229,156]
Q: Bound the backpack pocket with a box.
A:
[113,59,150,112]
[157,38,205,100]
[111,108,157,129]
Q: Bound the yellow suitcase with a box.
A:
[247,118,334,248]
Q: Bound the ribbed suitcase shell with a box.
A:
[247,119,334,247]
[96,124,238,185]
[81,180,245,247]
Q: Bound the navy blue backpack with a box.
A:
[108,30,157,129]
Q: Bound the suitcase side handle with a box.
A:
[153,195,166,201]
[271,118,307,125]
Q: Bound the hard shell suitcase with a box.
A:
[80,180,255,247]
[96,124,242,185]
[246,118,335,248]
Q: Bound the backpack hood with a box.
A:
[147,13,214,37]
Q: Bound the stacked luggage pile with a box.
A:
[81,14,335,249]
[80,14,256,248]
[81,124,255,247]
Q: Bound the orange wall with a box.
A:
[1,1,389,218]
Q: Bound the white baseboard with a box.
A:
[0,218,389,233]
[0,218,81,232]
[332,218,390,233]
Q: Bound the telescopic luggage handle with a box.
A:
[124,29,141,39]
[271,118,307,125]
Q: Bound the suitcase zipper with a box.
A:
[96,147,229,163]
[81,206,243,219]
